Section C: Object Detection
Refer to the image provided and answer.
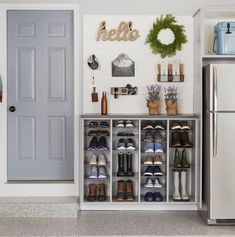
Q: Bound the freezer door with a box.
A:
[207,64,235,112]
[210,112,235,219]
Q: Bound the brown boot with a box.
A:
[116,180,126,201]
[87,183,97,201]
[126,180,135,201]
[97,183,106,201]
[181,132,192,148]
[171,132,181,148]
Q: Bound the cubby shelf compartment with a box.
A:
[80,114,199,210]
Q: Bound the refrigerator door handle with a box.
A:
[213,66,218,111]
[213,112,218,157]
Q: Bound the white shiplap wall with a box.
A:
[83,15,193,114]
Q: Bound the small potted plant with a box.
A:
[164,85,178,115]
[146,84,161,115]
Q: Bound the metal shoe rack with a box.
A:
[80,115,200,210]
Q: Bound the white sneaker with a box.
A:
[98,154,106,166]
[144,178,153,188]
[89,154,97,165]
[153,178,162,188]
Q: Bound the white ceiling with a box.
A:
[1,0,235,15]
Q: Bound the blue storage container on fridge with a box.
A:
[214,22,235,54]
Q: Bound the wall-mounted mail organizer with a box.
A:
[157,64,184,82]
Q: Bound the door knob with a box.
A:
[9,106,16,112]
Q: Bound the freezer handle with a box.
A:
[213,113,218,157]
[213,66,218,111]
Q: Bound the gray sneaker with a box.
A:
[98,166,108,179]
[153,131,163,142]
[89,165,98,179]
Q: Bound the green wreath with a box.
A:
[146,14,187,58]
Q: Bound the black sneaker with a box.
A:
[97,137,108,150]
[144,192,154,202]
[144,166,153,176]
[88,121,98,128]
[153,166,163,176]
[144,130,153,142]
[117,130,134,136]
[153,192,163,202]
[88,136,98,150]
[126,138,136,150]
[116,120,125,128]
[143,122,154,130]
[100,121,109,128]
[154,121,165,130]
[125,120,134,128]
[117,138,126,150]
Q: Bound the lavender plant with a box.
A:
[146,84,161,100]
[164,85,178,103]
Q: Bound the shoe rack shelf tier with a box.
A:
[80,114,199,210]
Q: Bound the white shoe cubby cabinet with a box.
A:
[80,115,199,210]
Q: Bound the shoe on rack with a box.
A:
[117,130,134,136]
[181,121,190,130]
[155,142,164,153]
[154,121,165,130]
[87,183,97,201]
[89,154,97,165]
[126,138,136,150]
[144,166,153,176]
[171,132,182,148]
[88,136,98,150]
[143,121,154,130]
[144,178,154,188]
[181,149,190,168]
[117,153,125,176]
[126,180,135,201]
[153,166,163,176]
[116,180,126,201]
[100,121,109,128]
[144,155,153,165]
[173,170,181,201]
[97,154,106,166]
[97,136,108,150]
[153,155,163,165]
[88,130,99,136]
[174,149,182,168]
[126,152,134,177]
[144,130,153,142]
[153,131,163,142]
[181,132,192,148]
[89,165,98,179]
[99,130,110,136]
[97,183,106,201]
[125,120,134,128]
[181,170,190,201]
[144,142,154,153]
[116,120,125,128]
[153,178,162,188]
[153,192,163,202]
[88,121,98,128]
[98,166,107,179]
[117,138,126,150]
[144,192,154,202]
[171,121,181,130]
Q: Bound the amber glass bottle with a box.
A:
[101,92,107,115]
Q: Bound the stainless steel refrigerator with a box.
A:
[202,64,235,224]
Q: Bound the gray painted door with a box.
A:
[7,10,74,180]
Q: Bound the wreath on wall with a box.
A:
[146,14,187,58]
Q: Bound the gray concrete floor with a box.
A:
[0,211,235,236]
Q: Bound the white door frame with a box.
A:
[0,3,80,196]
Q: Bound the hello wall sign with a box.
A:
[96,21,140,41]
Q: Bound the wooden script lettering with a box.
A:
[96,21,140,41]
